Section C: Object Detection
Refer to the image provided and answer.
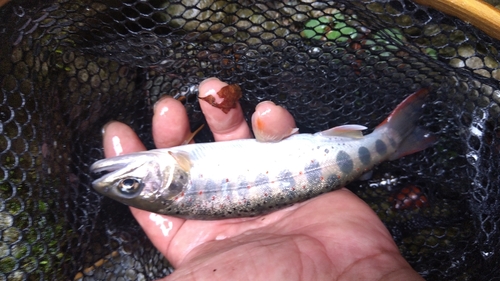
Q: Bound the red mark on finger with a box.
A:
[199,84,242,113]
[256,116,265,131]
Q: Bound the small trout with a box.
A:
[90,89,435,220]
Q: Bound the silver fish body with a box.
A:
[91,89,434,220]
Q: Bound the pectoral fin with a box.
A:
[168,151,192,172]
[317,124,367,138]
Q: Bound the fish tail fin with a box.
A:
[375,88,436,160]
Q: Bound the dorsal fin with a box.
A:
[316,124,367,138]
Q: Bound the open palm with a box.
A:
[101,78,423,280]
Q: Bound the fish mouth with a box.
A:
[90,157,133,188]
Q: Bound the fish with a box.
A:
[90,89,435,220]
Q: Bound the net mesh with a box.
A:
[1,0,499,280]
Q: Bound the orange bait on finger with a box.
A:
[199,84,242,113]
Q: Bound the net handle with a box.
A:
[414,0,500,41]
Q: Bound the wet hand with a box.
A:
[101,77,424,281]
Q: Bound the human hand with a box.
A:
[101,77,424,281]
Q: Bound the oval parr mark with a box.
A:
[237,176,250,197]
[278,170,296,190]
[358,146,371,166]
[206,179,217,190]
[304,161,321,185]
[255,173,270,186]
[325,174,340,190]
[336,150,354,174]
[388,136,397,148]
[375,139,387,155]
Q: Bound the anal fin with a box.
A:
[358,170,373,181]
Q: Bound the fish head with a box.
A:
[90,151,188,213]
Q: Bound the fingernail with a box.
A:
[111,135,123,156]
[290,128,299,135]
[198,77,220,98]
[101,121,114,136]
[256,102,277,117]
[199,77,220,89]
[154,95,173,114]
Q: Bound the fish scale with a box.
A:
[90,89,435,220]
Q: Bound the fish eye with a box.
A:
[118,178,142,195]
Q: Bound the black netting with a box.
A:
[1,0,499,280]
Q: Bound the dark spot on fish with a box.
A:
[237,176,250,197]
[358,146,371,166]
[278,170,297,200]
[388,137,397,148]
[255,173,270,186]
[324,148,329,154]
[336,150,354,174]
[205,179,217,189]
[325,174,340,189]
[305,161,322,185]
[375,139,387,155]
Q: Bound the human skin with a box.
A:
[0,0,10,8]
[101,77,424,281]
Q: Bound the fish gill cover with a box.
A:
[0,0,499,280]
